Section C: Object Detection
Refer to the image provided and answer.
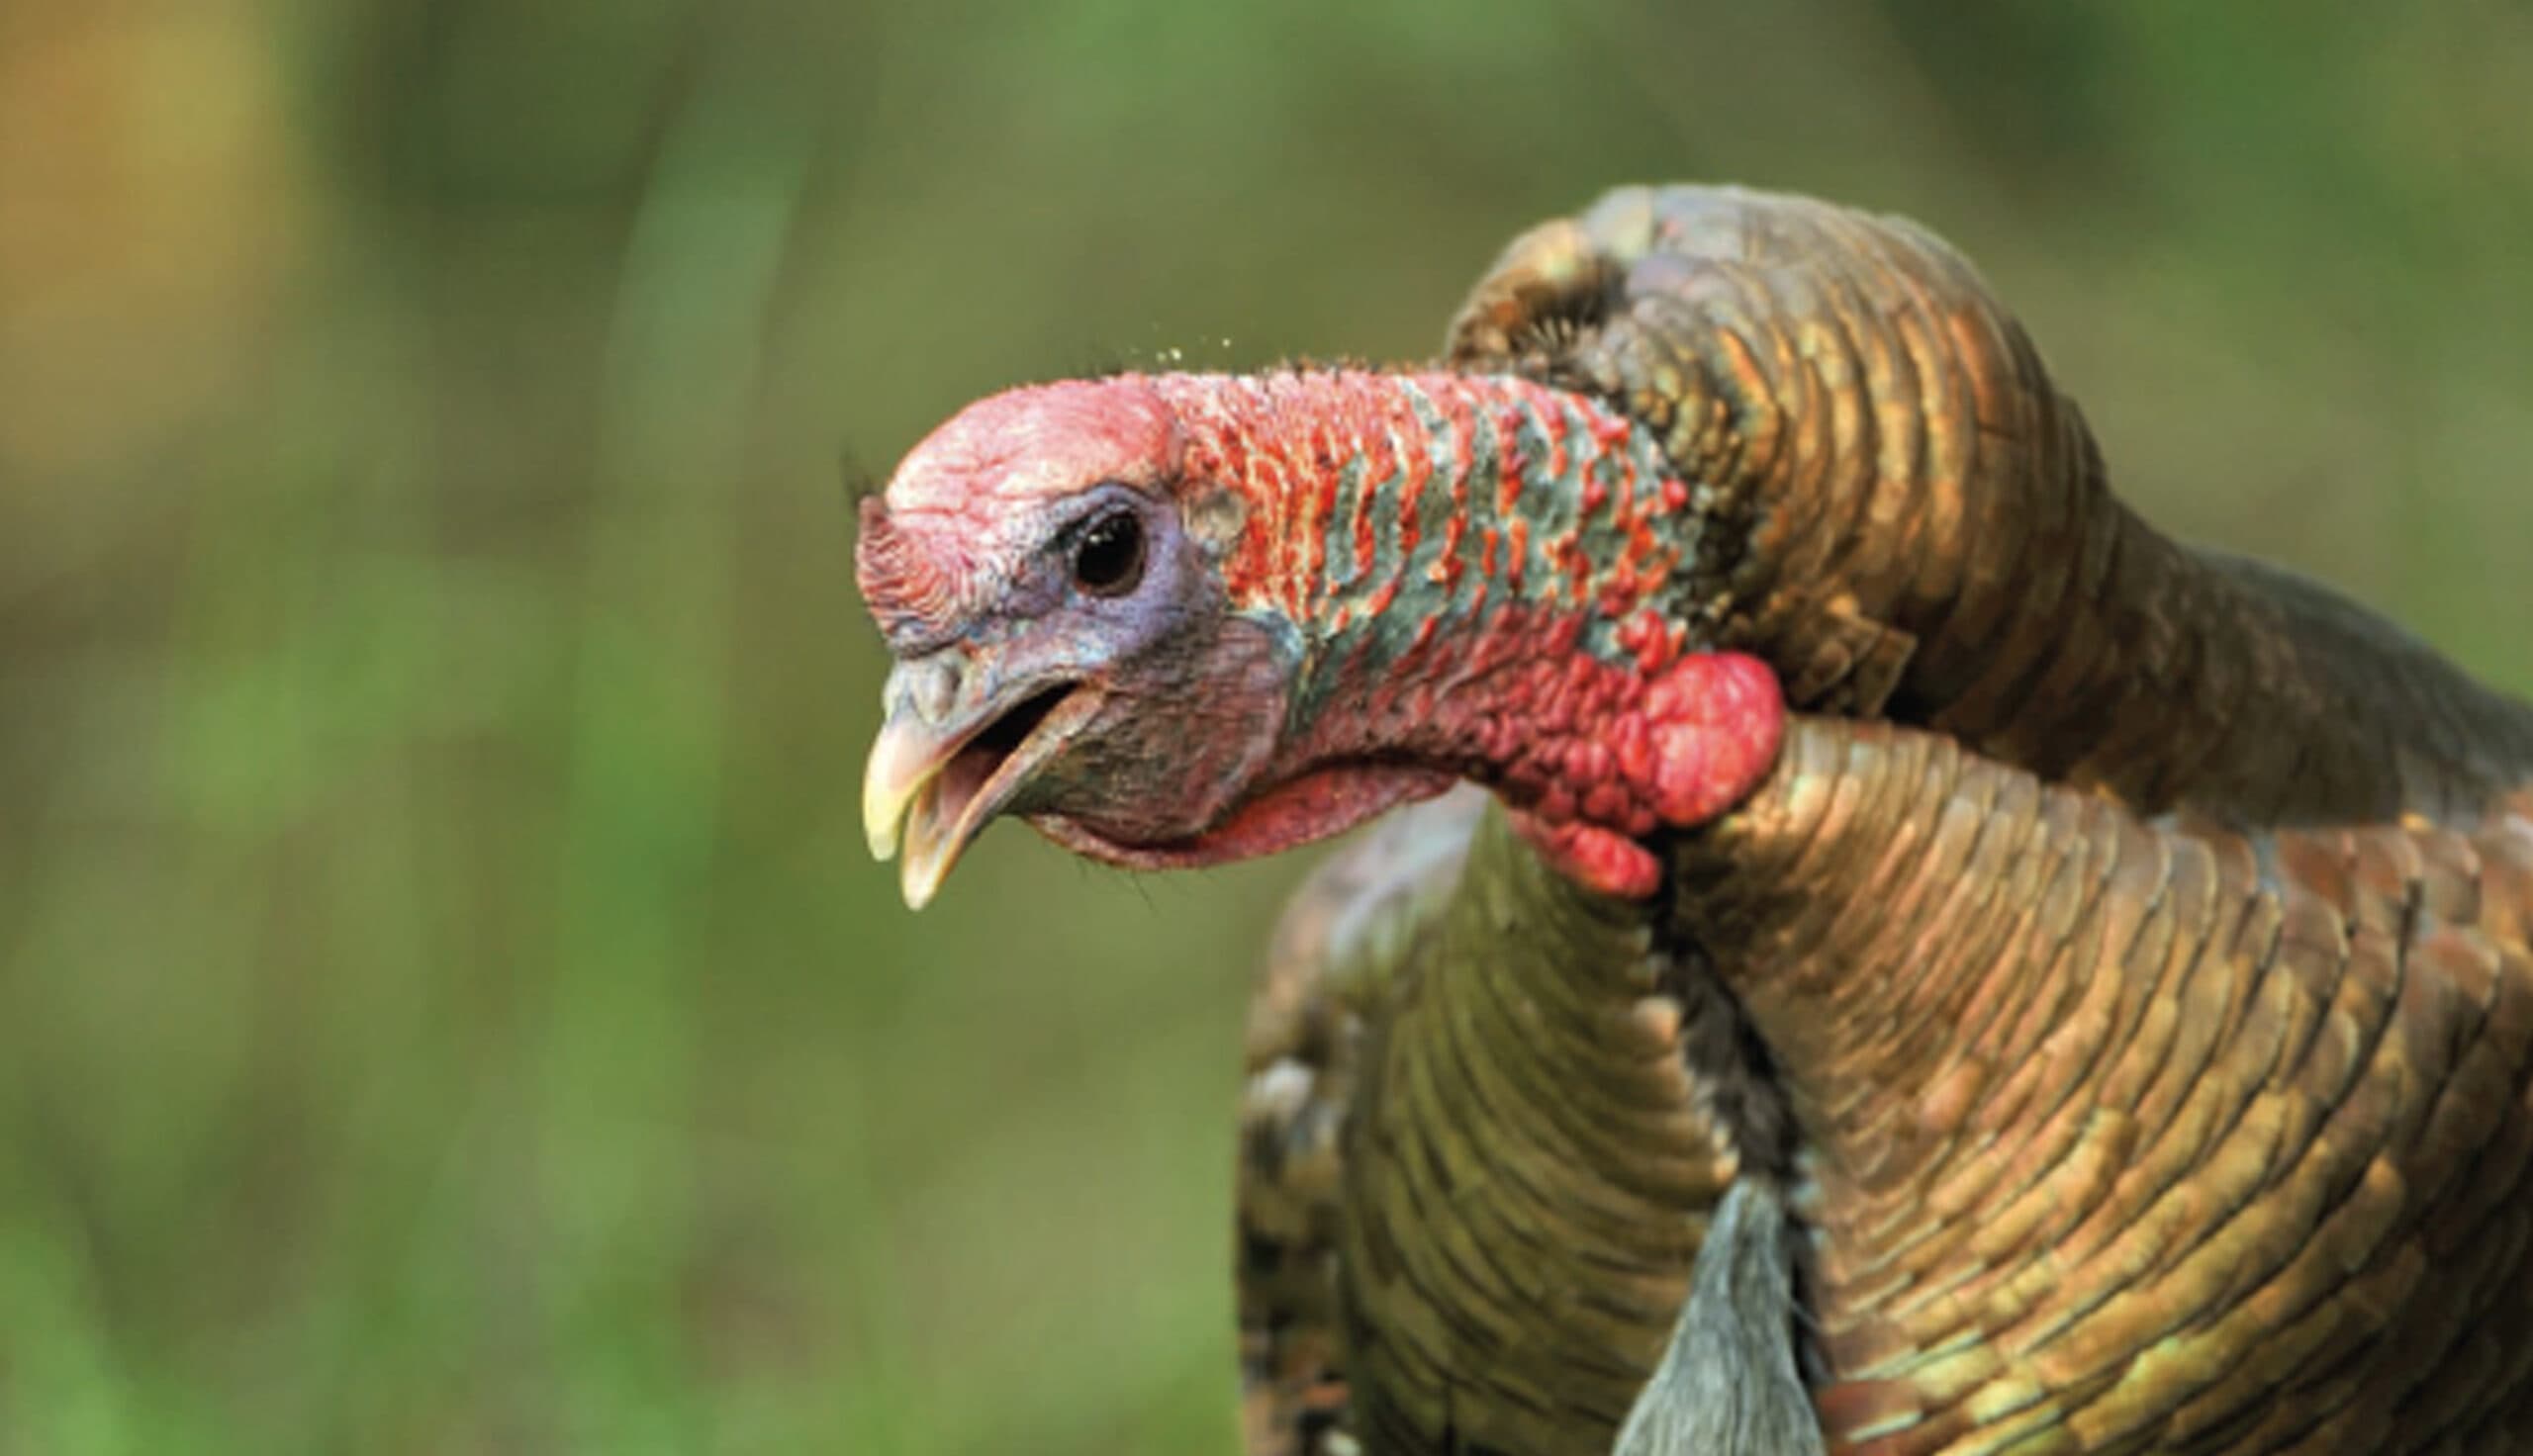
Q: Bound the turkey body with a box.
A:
[1686,720,2533,1454]
[1243,792,1736,1456]
[1236,188,2533,1455]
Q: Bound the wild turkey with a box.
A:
[855,186,2533,1453]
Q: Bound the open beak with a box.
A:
[862,661,1099,909]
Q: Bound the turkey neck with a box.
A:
[1327,803,1752,1456]
[1156,368,1743,767]
[1670,713,2533,1451]
[1153,369,1780,890]
[1454,185,2533,827]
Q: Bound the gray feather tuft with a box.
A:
[1610,1179,1825,1456]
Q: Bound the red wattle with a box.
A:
[1485,650,1784,897]
[1506,814,1666,899]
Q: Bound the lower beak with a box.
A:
[862,672,1095,909]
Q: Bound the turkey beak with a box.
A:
[863,655,1099,909]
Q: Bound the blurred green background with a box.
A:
[4,2,2529,1451]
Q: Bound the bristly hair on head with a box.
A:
[841,444,883,506]
[1076,338,1258,380]
[1262,353,1386,380]
[1078,345,1135,381]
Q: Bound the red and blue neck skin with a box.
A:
[1150,369,1784,897]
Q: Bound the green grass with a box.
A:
[3,2,2530,1451]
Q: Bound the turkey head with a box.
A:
[858,369,1785,907]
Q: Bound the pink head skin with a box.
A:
[858,370,1784,908]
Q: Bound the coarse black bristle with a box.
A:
[1079,346,1134,380]
[1260,353,1403,380]
[841,444,883,506]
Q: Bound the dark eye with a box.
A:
[1071,509,1146,595]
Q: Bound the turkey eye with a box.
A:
[1071,509,1146,595]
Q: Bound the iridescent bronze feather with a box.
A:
[1233,185,2533,1455]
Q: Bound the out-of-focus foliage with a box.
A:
[2,2,2527,1451]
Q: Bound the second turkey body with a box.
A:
[858,186,2533,1454]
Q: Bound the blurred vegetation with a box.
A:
[2,2,2529,1452]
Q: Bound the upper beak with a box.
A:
[862,655,1098,909]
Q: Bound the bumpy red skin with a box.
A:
[1448,639,1780,896]
[1151,371,1783,897]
